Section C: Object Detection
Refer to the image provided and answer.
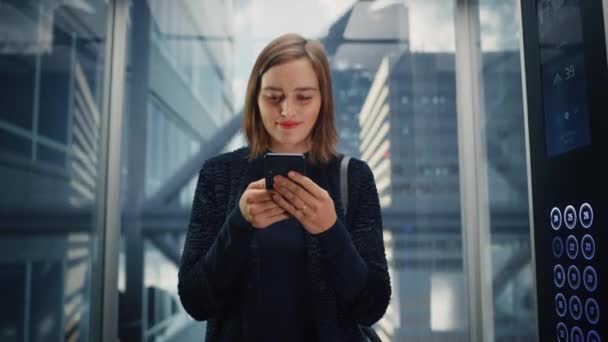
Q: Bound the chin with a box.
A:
[272,135,307,147]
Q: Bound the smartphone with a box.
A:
[264,153,306,189]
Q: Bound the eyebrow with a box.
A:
[261,86,318,91]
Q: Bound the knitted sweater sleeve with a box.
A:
[177,159,254,321]
[317,158,391,326]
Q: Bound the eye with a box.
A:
[297,96,313,102]
[265,94,282,102]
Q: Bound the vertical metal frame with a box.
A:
[517,0,540,340]
[604,0,608,64]
[454,0,495,341]
[24,262,32,342]
[123,0,153,339]
[90,0,130,341]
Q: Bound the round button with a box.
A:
[581,234,596,260]
[552,207,563,230]
[568,265,581,290]
[585,298,600,324]
[587,330,601,342]
[583,266,598,292]
[570,295,583,320]
[567,235,579,259]
[557,322,568,342]
[553,236,565,258]
[565,205,577,229]
[571,327,584,342]
[579,203,593,228]
[556,293,568,317]
[555,264,566,288]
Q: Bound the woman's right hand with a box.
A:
[239,178,289,229]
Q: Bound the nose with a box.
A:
[280,99,295,117]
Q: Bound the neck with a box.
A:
[269,141,311,154]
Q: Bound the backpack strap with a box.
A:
[340,155,351,218]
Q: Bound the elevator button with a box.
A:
[552,207,563,230]
[571,326,584,342]
[567,235,579,259]
[570,295,582,320]
[554,264,566,288]
[557,322,568,342]
[554,236,564,258]
[565,205,577,229]
[587,330,600,342]
[581,234,595,260]
[556,293,567,317]
[579,203,593,229]
[568,265,581,290]
[585,298,599,325]
[583,266,598,292]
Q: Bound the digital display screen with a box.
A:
[538,0,591,157]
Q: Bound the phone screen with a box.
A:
[264,153,306,189]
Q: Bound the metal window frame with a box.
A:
[517,0,540,341]
[89,0,129,341]
[605,0,608,64]
[454,0,495,341]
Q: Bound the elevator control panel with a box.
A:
[521,0,608,341]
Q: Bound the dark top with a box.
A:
[252,217,314,341]
[177,147,391,342]
[247,156,314,340]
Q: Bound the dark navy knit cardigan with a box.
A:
[177,147,391,341]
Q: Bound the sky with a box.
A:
[229,0,520,105]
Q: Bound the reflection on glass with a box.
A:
[479,0,537,340]
[332,1,468,340]
[0,0,110,341]
[118,1,234,341]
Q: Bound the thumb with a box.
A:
[249,178,266,189]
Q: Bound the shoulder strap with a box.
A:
[340,156,351,217]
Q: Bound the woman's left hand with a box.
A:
[272,171,337,234]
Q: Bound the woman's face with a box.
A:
[258,58,321,153]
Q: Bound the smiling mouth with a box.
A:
[277,122,301,129]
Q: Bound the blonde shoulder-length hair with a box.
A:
[242,33,338,165]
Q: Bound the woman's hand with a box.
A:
[272,171,337,234]
[239,179,289,229]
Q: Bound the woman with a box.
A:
[178,33,391,341]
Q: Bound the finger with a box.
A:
[259,205,286,218]
[267,210,289,221]
[246,189,274,203]
[273,193,305,219]
[274,176,316,208]
[250,200,283,216]
[248,178,266,190]
[274,182,306,210]
[287,171,326,199]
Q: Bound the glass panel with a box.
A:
[336,1,467,340]
[117,1,235,341]
[478,0,538,340]
[0,1,111,341]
